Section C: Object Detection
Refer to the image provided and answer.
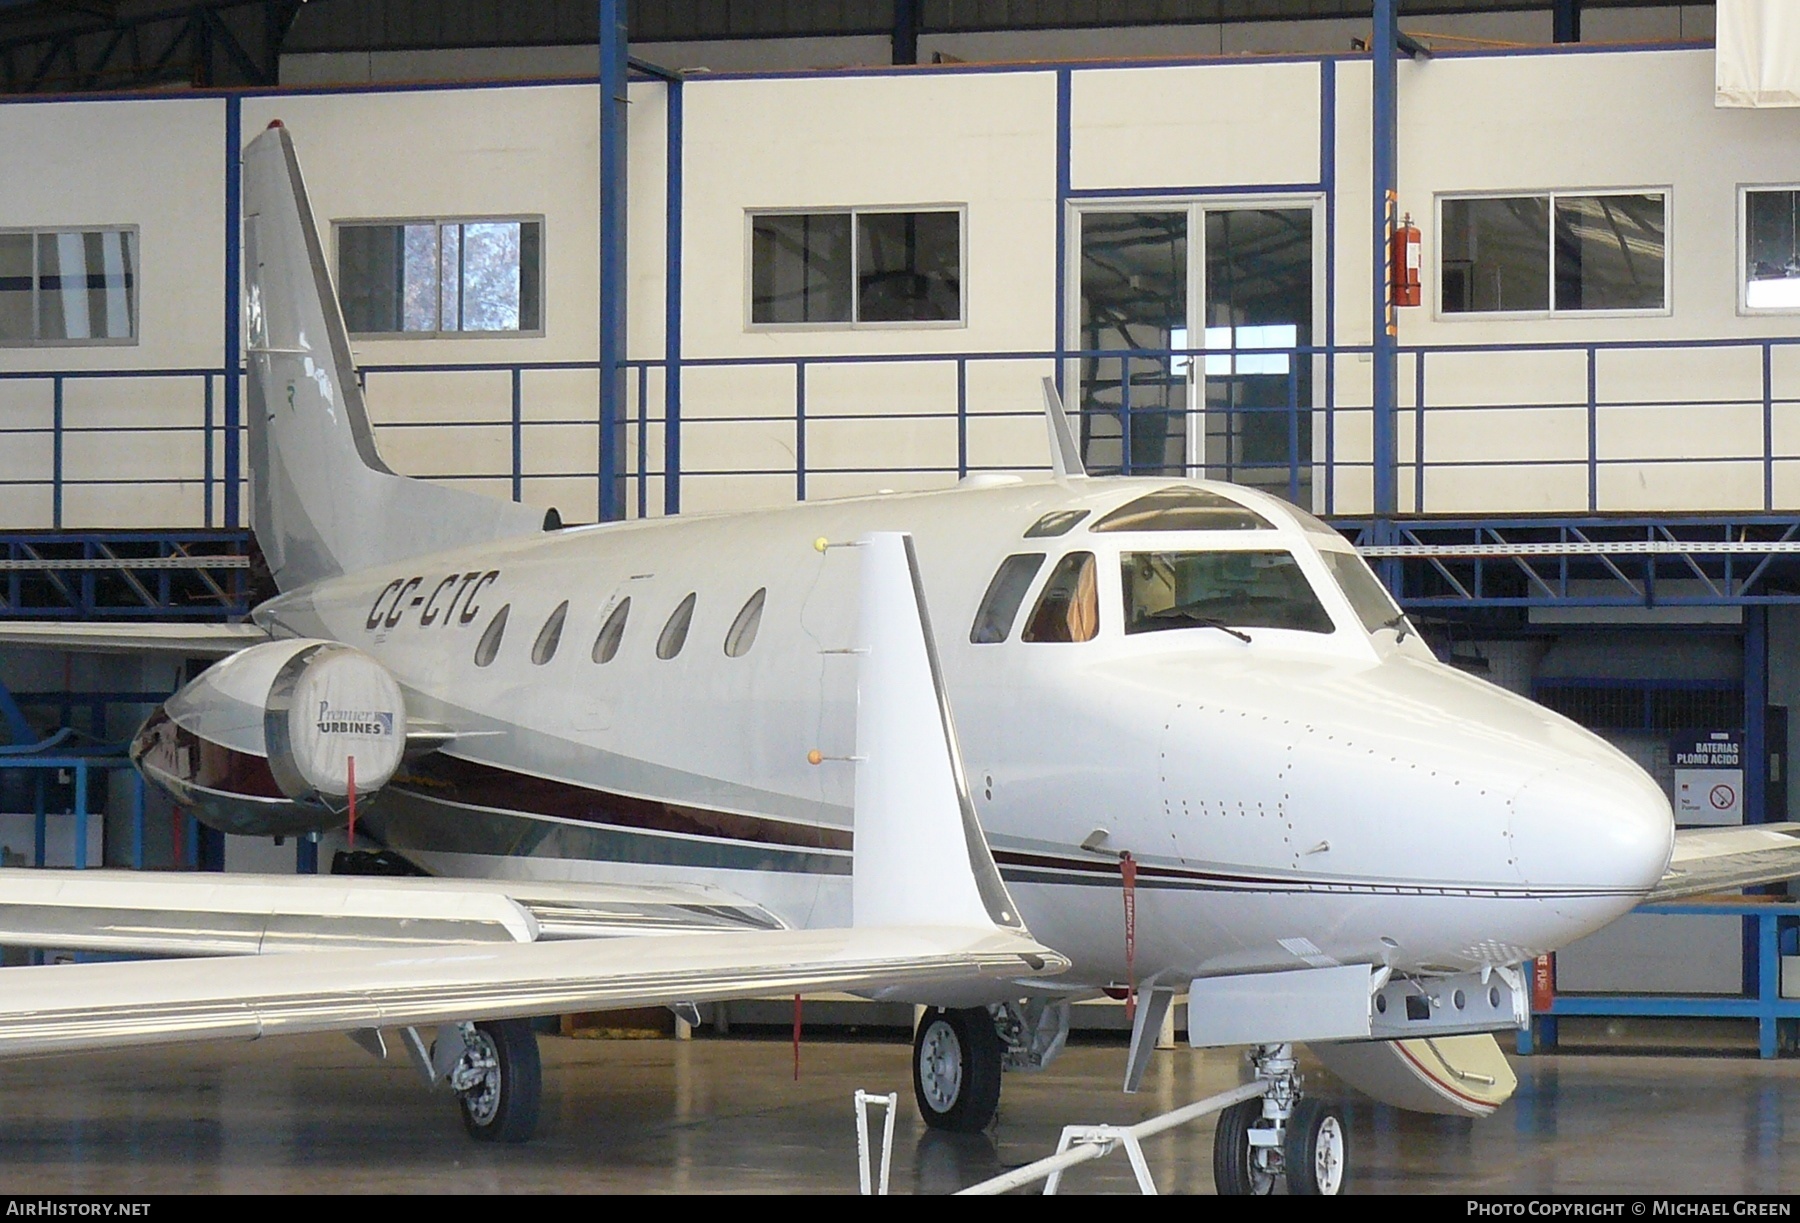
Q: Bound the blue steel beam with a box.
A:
[597,0,627,522]
[1370,0,1398,531]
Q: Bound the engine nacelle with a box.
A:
[132,639,408,836]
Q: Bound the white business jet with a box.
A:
[3,123,1799,1194]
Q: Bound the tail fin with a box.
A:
[242,122,549,591]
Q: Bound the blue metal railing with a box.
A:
[9,335,1800,528]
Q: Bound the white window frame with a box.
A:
[743,205,968,331]
[1738,183,1800,316]
[0,225,140,348]
[1433,188,1672,321]
[332,215,546,340]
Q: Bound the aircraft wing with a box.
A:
[0,621,270,656]
[1647,822,1800,900]
[0,924,1057,1059]
[0,868,787,957]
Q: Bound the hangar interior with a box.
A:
[3,0,1800,1156]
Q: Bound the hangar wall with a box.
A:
[5,44,1799,527]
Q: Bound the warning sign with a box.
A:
[1672,731,1743,826]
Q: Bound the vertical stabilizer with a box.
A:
[852,532,1027,933]
[242,123,548,591]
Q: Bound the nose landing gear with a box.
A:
[1212,1043,1346,1196]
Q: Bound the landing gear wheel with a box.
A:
[452,1019,542,1143]
[912,1007,1002,1132]
[1284,1099,1347,1196]
[1212,1097,1277,1195]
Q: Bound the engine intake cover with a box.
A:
[265,644,407,802]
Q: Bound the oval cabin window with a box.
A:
[592,597,630,663]
[531,600,569,665]
[657,593,697,660]
[474,604,511,667]
[724,588,767,658]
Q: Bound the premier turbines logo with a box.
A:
[315,701,394,737]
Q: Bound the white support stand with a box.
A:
[1042,1126,1157,1195]
[854,1089,897,1196]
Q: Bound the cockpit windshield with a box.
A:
[1121,550,1335,636]
[1319,550,1414,638]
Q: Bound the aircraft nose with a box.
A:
[1509,755,1674,897]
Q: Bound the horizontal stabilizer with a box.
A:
[1651,822,1800,900]
[0,622,269,657]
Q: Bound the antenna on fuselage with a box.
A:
[1041,377,1088,481]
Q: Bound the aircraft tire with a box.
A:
[1212,1098,1277,1195]
[1284,1099,1347,1196]
[912,1007,1002,1132]
[457,1019,542,1144]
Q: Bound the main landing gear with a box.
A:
[913,1007,1003,1132]
[1212,1043,1346,1196]
[410,1019,542,1143]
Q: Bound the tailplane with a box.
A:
[242,122,550,591]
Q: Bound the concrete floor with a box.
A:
[1,1031,1798,1194]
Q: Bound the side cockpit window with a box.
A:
[1320,550,1412,638]
[970,554,1045,643]
[1022,552,1098,643]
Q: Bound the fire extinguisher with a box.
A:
[1391,212,1423,308]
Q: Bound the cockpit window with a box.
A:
[1121,551,1334,636]
[970,553,1045,643]
[1286,504,1347,539]
[1022,552,1098,643]
[1320,550,1412,638]
[1090,486,1274,533]
[1025,509,1090,538]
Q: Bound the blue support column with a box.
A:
[130,772,145,871]
[224,94,243,528]
[1371,0,1399,539]
[73,761,88,869]
[664,76,683,516]
[893,0,920,65]
[598,0,628,522]
[1553,0,1582,44]
[1748,605,1770,826]
[297,831,318,875]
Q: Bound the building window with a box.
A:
[0,228,137,346]
[750,209,962,326]
[1439,192,1666,315]
[1744,187,1800,311]
[336,218,542,336]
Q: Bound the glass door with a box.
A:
[1075,201,1317,503]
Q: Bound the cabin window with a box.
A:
[1439,192,1666,314]
[336,217,544,336]
[1022,552,1099,643]
[1320,551,1412,638]
[1091,486,1273,533]
[592,597,630,664]
[749,209,963,326]
[531,600,569,665]
[474,604,511,666]
[724,588,767,658]
[969,554,1045,644]
[657,593,697,660]
[1121,551,1333,636]
[1024,510,1090,538]
[0,227,137,346]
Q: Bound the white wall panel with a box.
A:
[1070,62,1321,191]
[0,97,224,374]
